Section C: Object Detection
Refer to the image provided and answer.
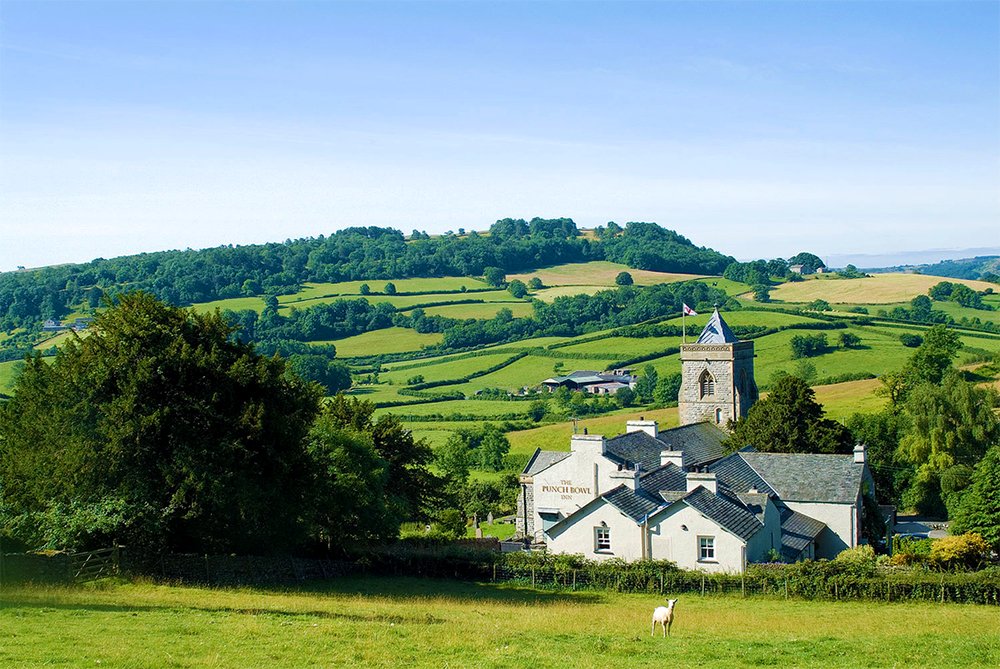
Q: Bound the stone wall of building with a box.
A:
[678,341,755,427]
[515,479,535,539]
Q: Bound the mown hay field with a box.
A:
[769,273,996,304]
[3,577,997,669]
[508,261,704,287]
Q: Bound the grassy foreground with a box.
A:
[2,576,998,668]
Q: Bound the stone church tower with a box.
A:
[678,309,758,427]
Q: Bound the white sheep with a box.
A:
[651,599,677,637]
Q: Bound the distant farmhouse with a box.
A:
[41,317,93,333]
[516,309,880,572]
[541,369,637,395]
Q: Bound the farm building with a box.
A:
[541,368,637,394]
[516,309,877,572]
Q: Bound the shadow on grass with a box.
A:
[282,575,604,605]
[0,597,447,624]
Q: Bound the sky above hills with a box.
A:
[1,1,998,271]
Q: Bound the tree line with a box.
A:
[0,218,735,331]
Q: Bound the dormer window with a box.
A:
[700,371,715,398]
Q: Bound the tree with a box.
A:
[787,252,825,273]
[899,333,923,348]
[322,394,441,522]
[615,386,636,407]
[951,446,1000,550]
[790,333,829,359]
[905,325,961,385]
[288,354,352,394]
[752,284,771,303]
[615,271,634,286]
[899,372,999,516]
[528,277,543,290]
[476,424,511,471]
[507,279,528,299]
[305,415,395,548]
[726,375,853,454]
[359,283,371,295]
[846,410,912,506]
[634,364,658,403]
[653,372,682,406]
[807,299,831,312]
[384,282,397,295]
[839,332,862,349]
[0,292,322,553]
[483,266,506,287]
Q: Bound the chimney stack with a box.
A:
[660,450,684,468]
[854,443,867,465]
[686,471,718,495]
[571,433,606,458]
[610,466,640,491]
[626,419,659,439]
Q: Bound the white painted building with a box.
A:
[516,310,876,572]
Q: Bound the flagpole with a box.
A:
[682,307,686,344]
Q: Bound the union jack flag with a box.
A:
[682,303,697,316]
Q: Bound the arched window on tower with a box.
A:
[715,408,723,424]
[700,371,715,398]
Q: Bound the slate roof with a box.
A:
[605,430,664,471]
[709,451,777,497]
[673,486,764,541]
[780,507,827,560]
[603,485,664,522]
[695,309,739,344]
[522,449,572,476]
[639,463,687,496]
[739,452,865,503]
[655,422,728,468]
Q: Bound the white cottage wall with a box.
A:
[529,451,625,542]
[648,504,748,572]
[545,502,645,562]
[782,500,859,559]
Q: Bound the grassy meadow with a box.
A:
[507,260,703,287]
[317,328,443,357]
[2,577,998,668]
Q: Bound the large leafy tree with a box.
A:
[899,372,999,516]
[725,375,853,454]
[951,446,1000,551]
[321,394,441,522]
[0,292,322,553]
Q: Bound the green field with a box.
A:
[190,296,266,314]
[0,360,23,394]
[3,577,997,668]
[507,260,704,287]
[413,301,535,319]
[320,327,443,357]
[379,352,518,386]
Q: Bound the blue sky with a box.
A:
[1,1,997,271]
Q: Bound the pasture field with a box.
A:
[507,261,704,287]
[379,352,518,386]
[507,407,681,456]
[319,327,443,357]
[3,577,996,668]
[769,273,996,304]
[190,295,265,314]
[285,277,492,300]
[692,276,753,296]
[811,378,887,420]
[0,360,23,394]
[32,330,84,350]
[531,285,615,301]
[413,301,535,319]
[375,398,534,419]
[446,353,619,395]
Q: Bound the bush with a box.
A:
[832,545,879,577]
[930,534,991,570]
[900,333,924,348]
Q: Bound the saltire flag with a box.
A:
[682,304,697,316]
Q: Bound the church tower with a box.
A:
[678,309,758,427]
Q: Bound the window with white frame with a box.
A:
[595,526,611,552]
[698,536,716,561]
